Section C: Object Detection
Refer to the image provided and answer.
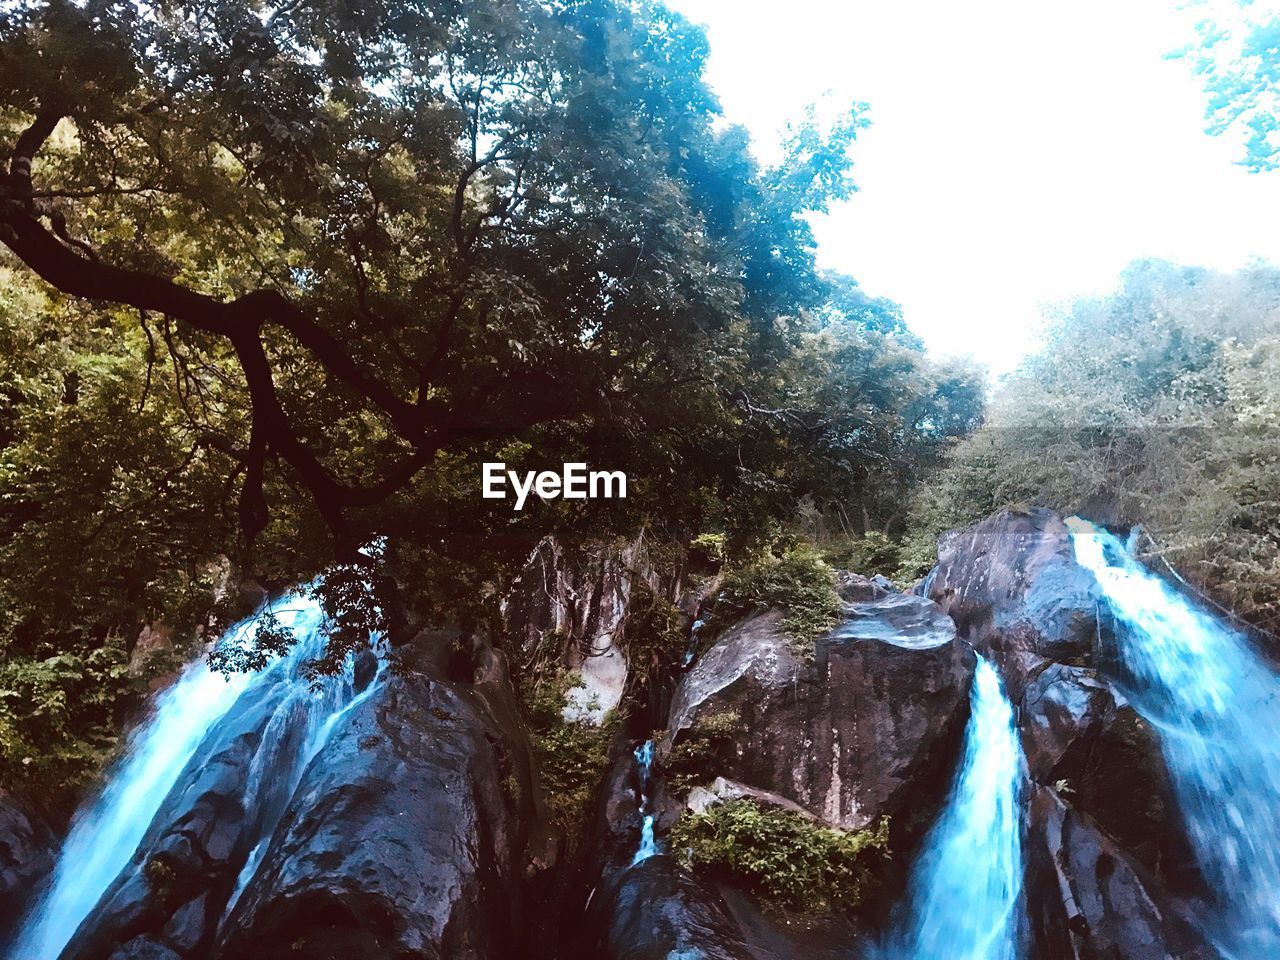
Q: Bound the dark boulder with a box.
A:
[59,680,323,960]
[0,789,57,945]
[1025,786,1213,960]
[835,572,892,603]
[932,509,1195,889]
[1021,663,1191,879]
[211,663,541,960]
[580,856,862,960]
[581,857,758,960]
[664,594,974,845]
[928,507,1111,683]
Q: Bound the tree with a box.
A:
[0,1,853,557]
[0,1,983,668]
[907,260,1280,632]
[1175,1,1280,171]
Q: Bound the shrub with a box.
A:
[690,532,726,564]
[715,544,842,653]
[670,799,890,912]
[820,531,903,579]
[623,580,686,693]
[519,669,618,830]
[0,642,142,810]
[662,708,739,797]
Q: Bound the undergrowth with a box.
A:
[670,799,890,912]
[715,544,842,654]
[519,667,619,832]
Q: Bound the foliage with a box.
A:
[1175,3,1280,171]
[908,261,1280,631]
[715,543,842,651]
[819,530,903,579]
[690,532,726,564]
[0,0,984,798]
[662,708,739,797]
[0,641,142,810]
[0,0,977,668]
[519,668,618,832]
[621,579,686,695]
[669,799,890,912]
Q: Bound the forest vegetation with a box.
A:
[0,0,1277,818]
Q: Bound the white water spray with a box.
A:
[7,592,378,960]
[1070,518,1280,957]
[885,656,1025,960]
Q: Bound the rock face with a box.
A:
[928,507,1110,678]
[0,789,57,946]
[1025,787,1212,960]
[213,666,540,960]
[581,857,758,960]
[666,594,974,842]
[576,591,972,960]
[580,590,976,960]
[503,536,688,722]
[1020,663,1189,879]
[20,511,1237,960]
[580,855,861,960]
[52,634,545,960]
[59,683,313,960]
[930,508,1206,956]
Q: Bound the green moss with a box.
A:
[716,544,842,655]
[670,799,890,913]
[519,669,619,831]
[662,709,740,797]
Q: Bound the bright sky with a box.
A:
[668,0,1280,372]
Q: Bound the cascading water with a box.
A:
[884,656,1025,960]
[681,618,706,667]
[632,739,659,864]
[7,590,380,960]
[1069,518,1280,958]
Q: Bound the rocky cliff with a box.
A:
[2,511,1231,960]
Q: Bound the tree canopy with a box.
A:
[0,0,980,797]
[907,260,1280,634]
[1176,1,1280,171]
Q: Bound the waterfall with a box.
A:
[884,656,1025,960]
[7,591,379,960]
[681,619,706,667]
[632,739,659,864]
[1069,518,1280,958]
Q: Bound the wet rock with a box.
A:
[503,537,687,722]
[1025,786,1213,960]
[212,666,540,960]
[1021,661,1114,782]
[58,681,311,960]
[686,777,817,820]
[580,855,865,960]
[581,856,758,960]
[937,509,1196,886]
[0,789,57,944]
[106,939,182,960]
[835,571,892,603]
[1020,659,1179,866]
[928,507,1111,678]
[664,594,974,846]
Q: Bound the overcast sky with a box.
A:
[667,0,1280,372]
